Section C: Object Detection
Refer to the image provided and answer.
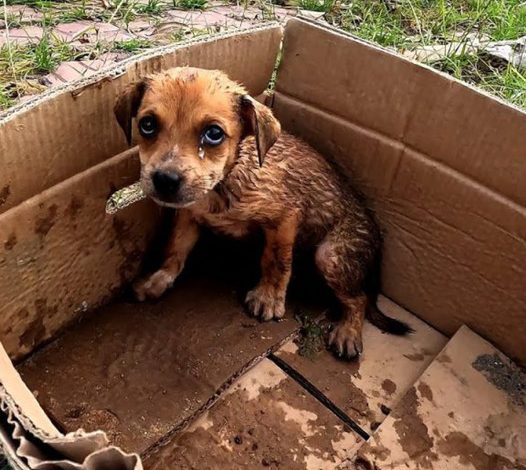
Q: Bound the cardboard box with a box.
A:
[0,18,524,469]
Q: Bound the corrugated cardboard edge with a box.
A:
[0,343,143,469]
[292,16,526,114]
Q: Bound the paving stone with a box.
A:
[127,19,153,33]
[51,61,90,82]
[0,5,44,24]
[53,21,132,44]
[0,25,43,46]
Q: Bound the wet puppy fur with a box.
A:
[114,67,412,359]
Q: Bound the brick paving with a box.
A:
[0,1,303,107]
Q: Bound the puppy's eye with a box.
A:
[138,115,157,138]
[201,125,225,146]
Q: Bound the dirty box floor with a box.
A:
[17,236,526,469]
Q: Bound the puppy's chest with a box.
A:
[191,193,256,238]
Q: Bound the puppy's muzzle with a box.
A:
[152,170,182,200]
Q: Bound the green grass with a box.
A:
[173,0,207,10]
[333,0,526,48]
[0,0,525,112]
[136,0,163,15]
[435,53,526,108]
[0,33,77,109]
[113,37,153,52]
[313,0,526,109]
[296,0,335,13]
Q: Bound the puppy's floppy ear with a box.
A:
[114,80,148,146]
[240,95,281,167]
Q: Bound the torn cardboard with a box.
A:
[0,343,142,470]
[355,326,526,469]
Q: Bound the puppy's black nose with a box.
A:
[152,170,181,197]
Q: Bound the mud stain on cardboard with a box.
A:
[4,233,17,250]
[403,352,425,362]
[417,382,433,402]
[65,196,84,228]
[381,379,397,396]
[392,387,437,468]
[20,316,46,350]
[438,431,526,470]
[0,185,10,206]
[35,204,58,241]
[145,378,358,470]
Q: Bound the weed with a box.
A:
[296,0,334,14]
[0,84,14,109]
[433,52,526,108]
[113,37,152,52]
[294,309,328,359]
[173,0,207,10]
[57,1,93,22]
[33,34,76,73]
[136,0,163,15]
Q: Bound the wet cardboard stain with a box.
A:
[404,353,426,362]
[391,387,438,468]
[20,316,46,350]
[381,379,397,396]
[354,327,526,470]
[3,233,17,251]
[144,360,362,470]
[275,299,447,433]
[34,204,58,241]
[472,353,525,406]
[65,196,85,229]
[18,236,322,453]
[0,185,10,206]
[437,431,526,470]
[418,382,434,402]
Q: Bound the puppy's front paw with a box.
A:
[245,286,285,322]
[133,269,176,301]
[328,323,363,360]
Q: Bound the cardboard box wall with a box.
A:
[0,16,525,468]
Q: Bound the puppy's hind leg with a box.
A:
[134,209,199,301]
[315,225,371,360]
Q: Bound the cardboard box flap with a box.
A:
[274,19,526,363]
[0,148,158,360]
[0,343,143,469]
[277,18,526,208]
[0,23,282,214]
[355,326,526,469]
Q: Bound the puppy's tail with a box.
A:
[366,301,413,335]
[364,247,413,335]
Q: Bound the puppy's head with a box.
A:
[114,67,280,208]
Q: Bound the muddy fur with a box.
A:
[114,67,411,360]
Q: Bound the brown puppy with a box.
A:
[114,67,411,359]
